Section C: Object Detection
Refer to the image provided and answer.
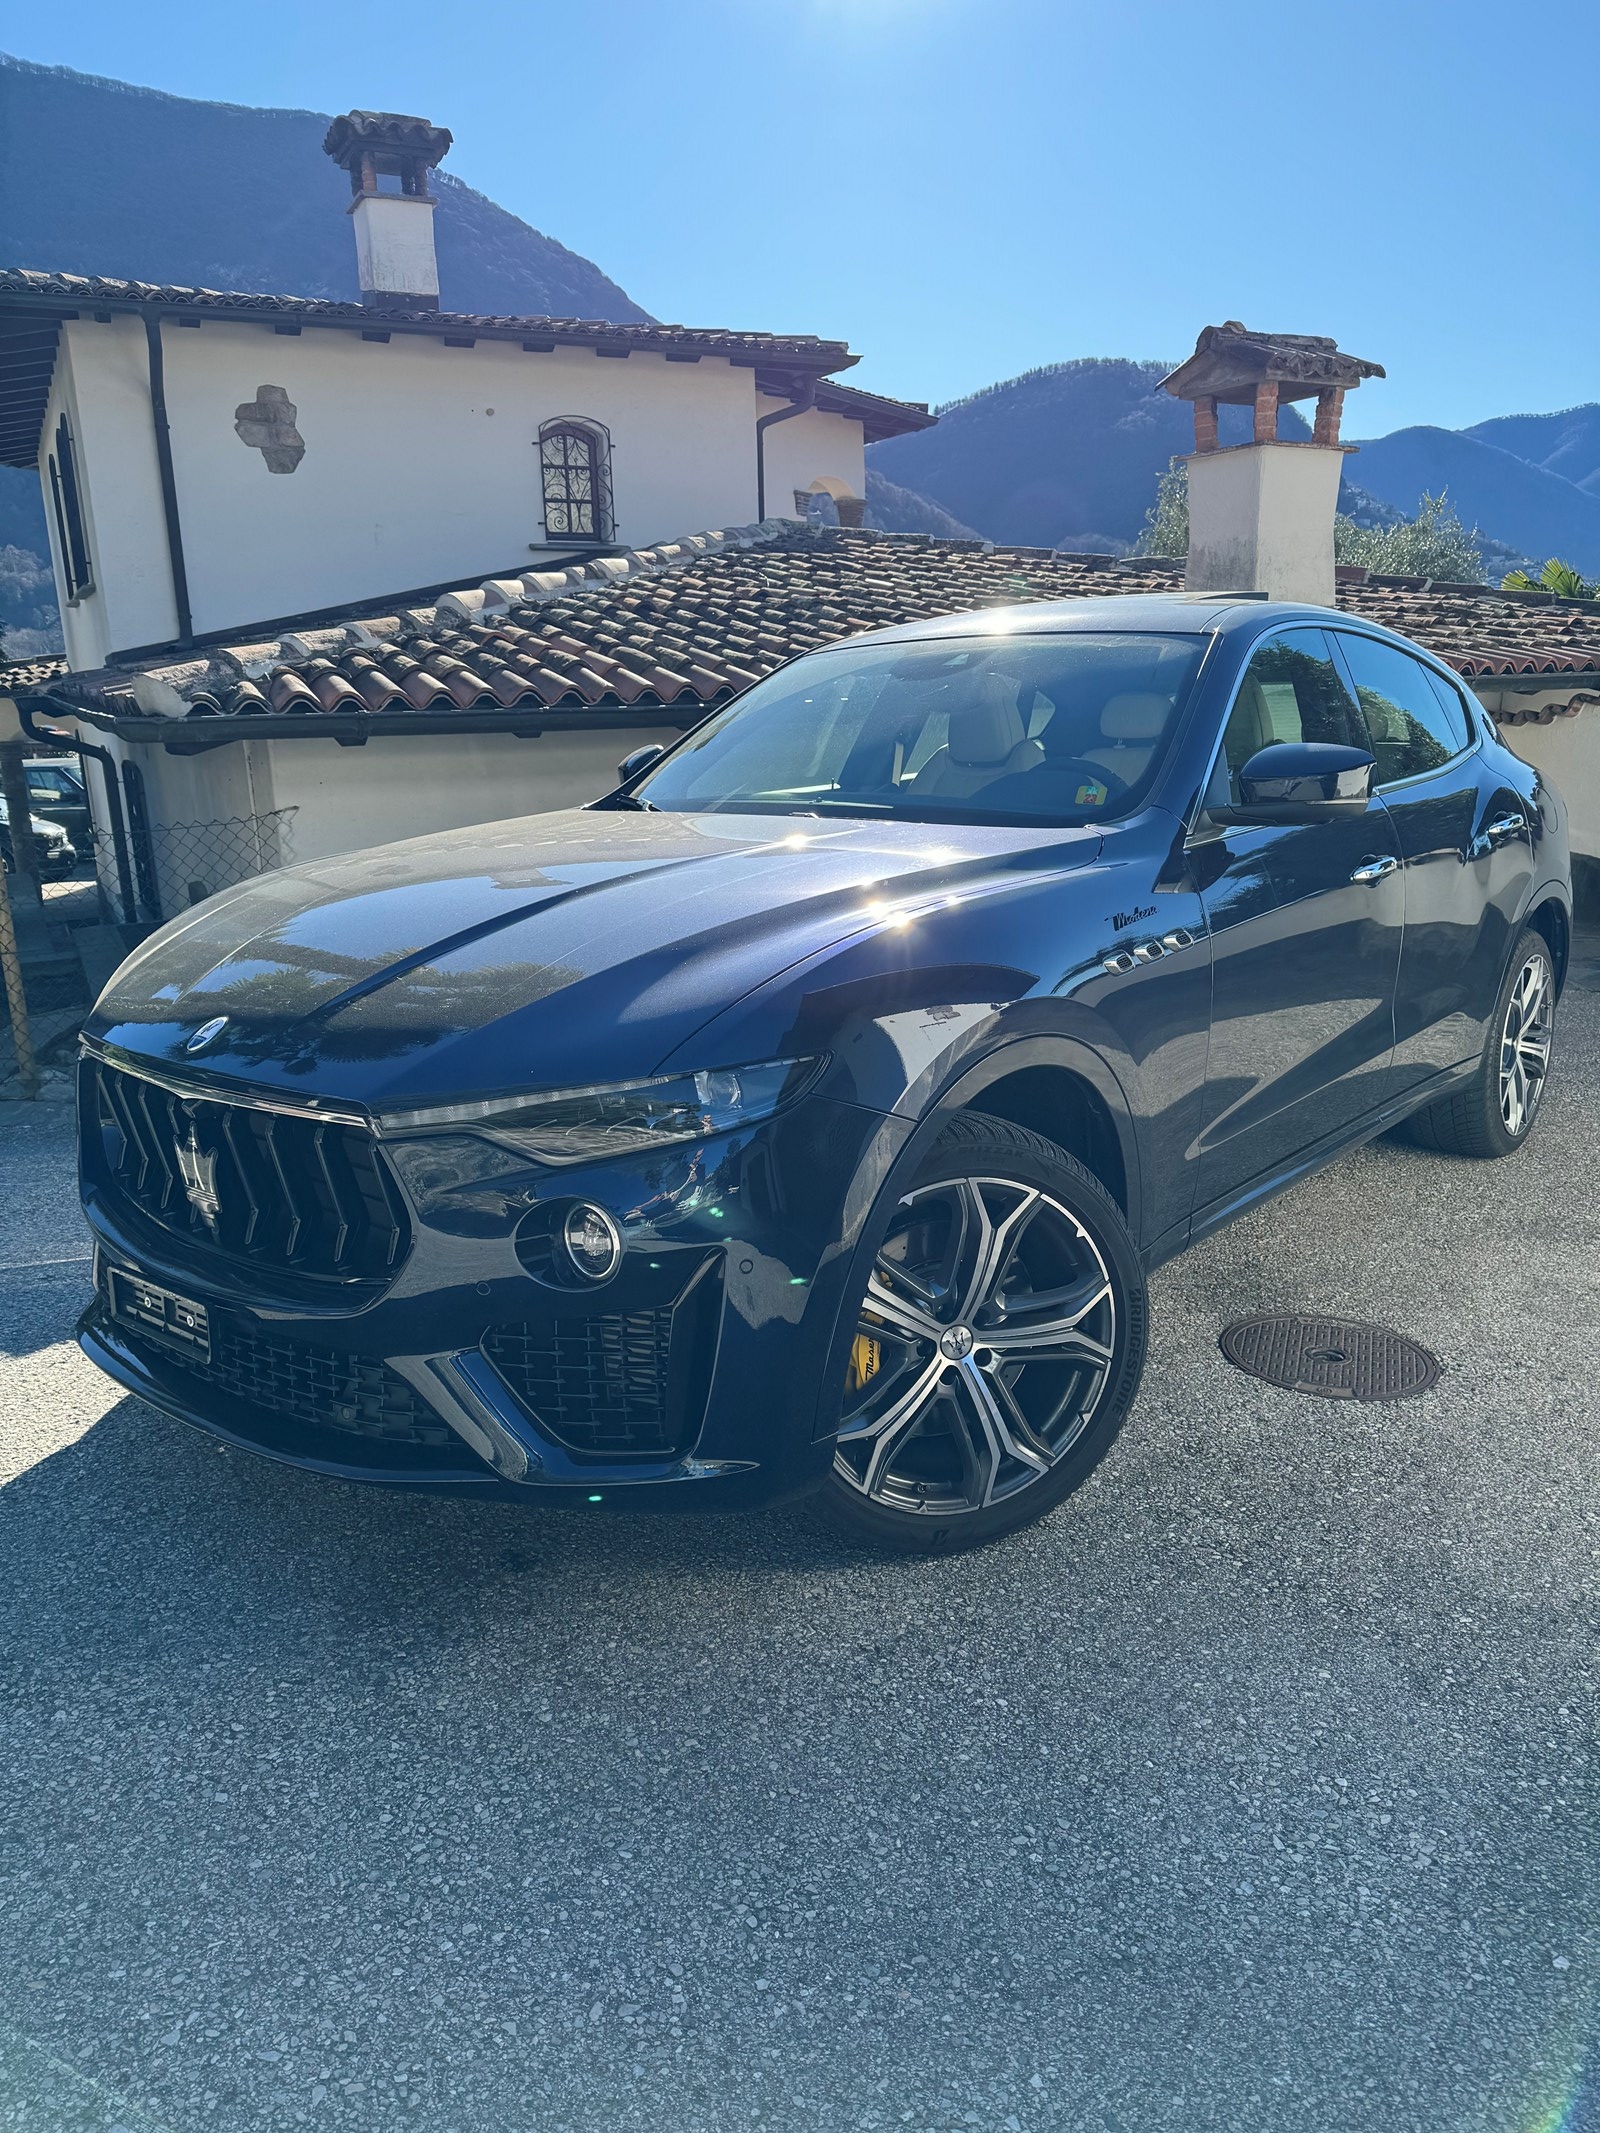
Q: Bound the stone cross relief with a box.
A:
[234,385,306,473]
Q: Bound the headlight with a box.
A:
[378,1057,821,1165]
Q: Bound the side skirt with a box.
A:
[1176,1060,1481,1259]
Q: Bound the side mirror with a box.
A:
[617,743,665,785]
[1214,742,1375,825]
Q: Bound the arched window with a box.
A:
[538,418,613,543]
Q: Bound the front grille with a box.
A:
[126,1309,460,1456]
[483,1259,720,1461]
[88,1056,409,1284]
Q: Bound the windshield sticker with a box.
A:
[1075,778,1109,807]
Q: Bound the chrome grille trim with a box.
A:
[81,1037,371,1127]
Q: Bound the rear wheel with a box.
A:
[1402,928,1556,1159]
[814,1111,1147,1554]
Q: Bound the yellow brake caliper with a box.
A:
[845,1331,882,1396]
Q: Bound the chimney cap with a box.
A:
[1160,322,1384,407]
[322,110,453,175]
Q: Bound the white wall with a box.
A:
[760,403,867,518]
[1485,698,1600,862]
[117,725,667,876]
[43,319,181,668]
[43,317,866,658]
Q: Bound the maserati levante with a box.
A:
[77,596,1570,1549]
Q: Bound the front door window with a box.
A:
[1208,628,1371,810]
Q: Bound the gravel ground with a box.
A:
[1,964,1596,2133]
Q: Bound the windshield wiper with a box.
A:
[598,792,658,812]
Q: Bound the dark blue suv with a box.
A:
[77,597,1571,1550]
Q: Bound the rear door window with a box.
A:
[1336,632,1470,785]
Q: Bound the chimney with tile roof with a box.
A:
[1160,324,1384,604]
[322,111,453,312]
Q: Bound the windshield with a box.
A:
[629,632,1207,825]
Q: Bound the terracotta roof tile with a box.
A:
[0,653,67,696]
[37,525,1600,741]
[0,269,854,372]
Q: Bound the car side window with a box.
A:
[1211,628,1367,808]
[1421,666,1477,750]
[1337,633,1469,786]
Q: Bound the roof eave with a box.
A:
[32,696,717,753]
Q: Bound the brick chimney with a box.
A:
[1160,324,1384,604]
[322,111,453,311]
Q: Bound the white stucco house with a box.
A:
[0,108,934,919]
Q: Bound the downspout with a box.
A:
[18,694,138,928]
[143,311,194,646]
[755,378,816,524]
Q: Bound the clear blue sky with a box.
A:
[7,0,1598,434]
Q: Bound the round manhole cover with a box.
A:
[1218,1315,1442,1402]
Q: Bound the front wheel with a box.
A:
[1402,928,1556,1159]
[814,1111,1147,1554]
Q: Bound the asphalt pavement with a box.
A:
[1,963,1597,2133]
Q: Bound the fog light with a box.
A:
[562,1202,623,1283]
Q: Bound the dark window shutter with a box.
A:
[49,413,94,599]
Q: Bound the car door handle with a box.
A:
[1466,812,1527,861]
[1350,855,1399,884]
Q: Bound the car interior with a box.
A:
[842,640,1204,818]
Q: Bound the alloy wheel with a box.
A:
[1499,950,1554,1139]
[833,1175,1117,1517]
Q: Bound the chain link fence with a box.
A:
[94,806,298,927]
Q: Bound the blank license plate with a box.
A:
[108,1269,211,1360]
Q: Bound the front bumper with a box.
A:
[79,1092,912,1511]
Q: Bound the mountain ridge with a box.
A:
[0,52,650,321]
[6,55,1600,651]
[869,359,1600,577]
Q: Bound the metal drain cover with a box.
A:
[1219,1315,1442,1402]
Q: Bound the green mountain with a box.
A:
[1346,424,1600,578]
[869,359,1600,580]
[0,52,648,320]
[866,359,1312,554]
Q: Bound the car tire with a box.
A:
[813,1110,1147,1554]
[1400,928,1556,1160]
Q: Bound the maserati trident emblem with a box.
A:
[185,1015,229,1055]
[176,1120,221,1230]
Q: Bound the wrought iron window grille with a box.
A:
[537,417,613,544]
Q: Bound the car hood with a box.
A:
[89,807,1101,1107]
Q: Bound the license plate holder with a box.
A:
[108,1268,211,1361]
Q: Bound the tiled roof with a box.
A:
[0,269,855,368]
[38,528,1188,736]
[1333,569,1600,690]
[812,379,936,443]
[0,270,945,470]
[0,654,66,697]
[28,527,1600,742]
[1163,322,1384,401]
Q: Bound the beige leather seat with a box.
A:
[1081,692,1171,786]
[1221,679,1275,777]
[909,672,1044,798]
